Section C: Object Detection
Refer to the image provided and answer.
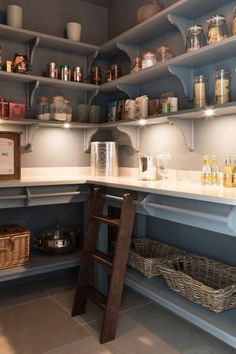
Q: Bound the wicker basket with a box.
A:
[127,237,186,278]
[0,224,31,270]
[158,254,236,313]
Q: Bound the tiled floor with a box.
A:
[0,271,235,354]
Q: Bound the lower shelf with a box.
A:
[0,249,80,282]
[125,267,236,349]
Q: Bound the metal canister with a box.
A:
[48,62,58,79]
[73,67,83,82]
[60,64,71,81]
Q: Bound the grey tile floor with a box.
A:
[0,271,235,354]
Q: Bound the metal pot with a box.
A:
[34,225,81,254]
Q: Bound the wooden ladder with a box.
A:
[72,187,135,344]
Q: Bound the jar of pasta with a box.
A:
[193,75,208,108]
[213,69,231,105]
[207,15,227,45]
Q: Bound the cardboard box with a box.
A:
[9,103,26,119]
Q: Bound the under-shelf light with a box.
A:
[204,108,215,117]
[63,122,71,129]
[139,119,147,126]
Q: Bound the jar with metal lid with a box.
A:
[193,75,208,108]
[59,65,71,81]
[130,56,142,73]
[213,69,231,105]
[111,64,122,80]
[50,96,67,121]
[207,15,227,45]
[186,25,205,52]
[156,46,172,63]
[73,67,83,82]
[35,96,50,121]
[91,66,102,85]
[142,51,156,69]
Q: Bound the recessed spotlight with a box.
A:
[63,123,71,129]
[204,108,215,117]
[139,119,146,126]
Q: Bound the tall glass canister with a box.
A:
[213,69,231,105]
[193,75,207,108]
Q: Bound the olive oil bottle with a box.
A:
[210,155,220,185]
[223,155,233,187]
[201,154,211,185]
[232,156,236,187]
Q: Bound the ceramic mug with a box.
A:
[66,22,81,41]
[6,5,23,28]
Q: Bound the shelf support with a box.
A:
[168,15,192,46]
[27,80,40,110]
[85,49,99,79]
[115,126,140,151]
[24,123,40,153]
[27,37,40,71]
[168,65,193,99]
[116,84,139,99]
[83,127,99,152]
[117,42,139,61]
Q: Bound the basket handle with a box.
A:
[0,237,15,253]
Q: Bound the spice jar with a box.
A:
[91,66,102,85]
[59,65,71,81]
[186,25,205,52]
[111,64,122,80]
[35,96,50,121]
[207,15,227,45]
[142,51,156,69]
[0,97,9,118]
[193,75,208,108]
[130,56,142,73]
[50,96,67,121]
[156,46,172,63]
[213,69,231,105]
[233,7,236,35]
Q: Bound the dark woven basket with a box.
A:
[158,254,236,313]
[127,237,186,278]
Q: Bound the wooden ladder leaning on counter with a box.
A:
[72,187,135,344]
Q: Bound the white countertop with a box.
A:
[1,168,236,206]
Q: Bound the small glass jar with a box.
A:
[64,99,72,122]
[156,46,172,62]
[186,25,205,52]
[130,56,142,73]
[35,96,50,120]
[207,15,227,45]
[90,66,102,85]
[213,69,231,105]
[111,64,122,80]
[193,75,208,108]
[50,96,67,121]
[142,51,156,69]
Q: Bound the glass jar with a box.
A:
[130,56,142,73]
[64,99,72,122]
[156,46,172,62]
[193,75,208,108]
[207,15,227,45]
[50,96,67,121]
[105,70,112,82]
[90,66,102,85]
[35,96,50,120]
[186,25,205,52]
[142,51,156,69]
[213,69,231,105]
[111,64,122,80]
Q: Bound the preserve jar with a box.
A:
[186,25,205,52]
[111,64,122,80]
[50,96,67,121]
[142,51,156,69]
[130,56,142,73]
[193,75,208,108]
[156,46,172,62]
[90,66,102,85]
[207,15,227,45]
[213,69,231,105]
[35,96,50,120]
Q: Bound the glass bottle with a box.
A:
[193,75,207,108]
[223,155,233,187]
[210,155,220,185]
[232,156,236,187]
[90,66,102,85]
[50,96,67,121]
[207,15,227,45]
[156,46,172,63]
[213,69,231,105]
[186,25,205,52]
[35,96,50,121]
[201,154,211,185]
[233,7,236,36]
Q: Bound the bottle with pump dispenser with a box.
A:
[210,155,220,185]
[201,155,211,185]
[223,155,233,187]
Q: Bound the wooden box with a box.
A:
[0,131,21,180]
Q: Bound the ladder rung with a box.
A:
[91,250,113,269]
[80,285,107,309]
[93,215,120,227]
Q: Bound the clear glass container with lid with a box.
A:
[111,64,122,80]
[35,96,50,121]
[50,96,67,121]
[142,51,156,69]
[193,75,208,108]
[207,15,227,45]
[156,46,172,62]
[186,25,205,52]
[130,56,142,73]
[213,69,231,105]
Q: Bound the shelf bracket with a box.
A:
[115,125,140,151]
[117,42,139,61]
[168,15,192,46]
[27,80,40,110]
[85,49,99,79]
[27,36,40,71]
[116,84,139,99]
[83,127,99,152]
[23,123,40,153]
[168,117,195,152]
[168,64,193,99]
[87,88,100,106]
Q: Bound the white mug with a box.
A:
[6,5,23,28]
[66,22,81,41]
